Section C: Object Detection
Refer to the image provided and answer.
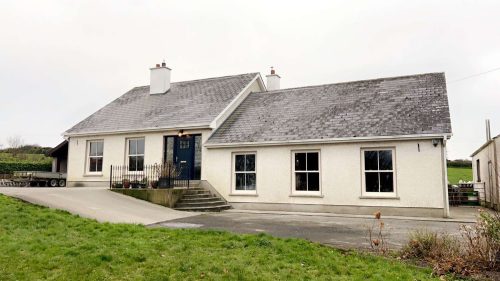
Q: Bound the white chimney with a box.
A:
[150,61,171,95]
[266,67,281,91]
[486,119,492,141]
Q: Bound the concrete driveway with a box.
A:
[0,187,196,224]
[153,208,478,249]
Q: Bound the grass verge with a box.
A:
[0,194,440,280]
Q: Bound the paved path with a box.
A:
[0,187,197,224]
[153,208,478,250]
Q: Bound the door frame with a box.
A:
[163,134,201,180]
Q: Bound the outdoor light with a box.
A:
[432,139,440,147]
[178,130,184,137]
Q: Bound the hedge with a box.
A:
[0,162,52,174]
[447,160,472,168]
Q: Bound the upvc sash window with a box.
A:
[233,153,256,193]
[88,140,103,173]
[292,151,320,194]
[362,149,396,196]
[128,138,145,171]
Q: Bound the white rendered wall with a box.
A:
[472,138,500,208]
[204,139,446,210]
[66,129,212,186]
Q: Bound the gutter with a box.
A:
[63,124,211,138]
[205,133,452,148]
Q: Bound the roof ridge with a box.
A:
[132,72,259,89]
[256,72,445,94]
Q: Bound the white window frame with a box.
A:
[231,152,257,195]
[86,140,104,175]
[291,150,321,196]
[126,138,145,172]
[361,148,397,197]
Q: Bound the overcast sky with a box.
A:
[1,0,499,159]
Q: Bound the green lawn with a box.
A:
[0,195,440,280]
[447,167,473,184]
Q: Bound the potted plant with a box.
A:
[155,162,179,189]
[131,180,140,189]
[139,177,148,189]
[122,178,130,189]
[150,180,158,189]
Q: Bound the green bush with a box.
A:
[0,162,52,173]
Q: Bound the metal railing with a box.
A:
[448,183,480,206]
[109,163,190,189]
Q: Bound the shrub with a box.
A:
[401,209,500,277]
[461,210,500,271]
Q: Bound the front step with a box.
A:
[174,205,232,212]
[174,186,230,212]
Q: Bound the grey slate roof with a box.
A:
[207,73,452,144]
[65,73,258,135]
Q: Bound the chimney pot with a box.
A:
[271,67,275,75]
[150,62,171,94]
[161,60,166,67]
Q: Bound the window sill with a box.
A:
[229,193,258,197]
[84,173,103,177]
[359,196,400,200]
[289,194,324,198]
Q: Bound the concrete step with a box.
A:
[179,197,221,203]
[176,200,227,208]
[183,190,212,195]
[182,193,214,199]
[174,204,232,212]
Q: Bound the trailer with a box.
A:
[12,171,67,187]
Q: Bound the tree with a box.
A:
[6,136,24,156]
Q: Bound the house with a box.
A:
[47,140,68,173]
[64,62,452,217]
[471,120,499,209]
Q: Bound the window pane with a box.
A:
[235,155,245,172]
[245,154,255,172]
[90,142,97,156]
[380,172,394,192]
[308,173,320,191]
[295,153,307,171]
[378,150,392,170]
[364,151,378,170]
[89,157,98,172]
[129,156,137,171]
[365,172,379,192]
[137,139,145,155]
[180,139,190,149]
[96,158,102,172]
[246,173,256,190]
[97,142,103,156]
[165,137,174,163]
[307,153,319,171]
[295,172,307,191]
[136,156,144,171]
[194,136,202,180]
[235,173,245,190]
[129,140,137,155]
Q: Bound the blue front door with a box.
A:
[174,136,194,179]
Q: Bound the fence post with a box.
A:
[109,165,113,189]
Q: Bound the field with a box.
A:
[0,195,441,280]
[447,167,473,184]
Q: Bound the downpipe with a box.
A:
[441,137,450,218]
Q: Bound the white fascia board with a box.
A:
[63,124,211,138]
[209,74,262,129]
[205,133,452,148]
